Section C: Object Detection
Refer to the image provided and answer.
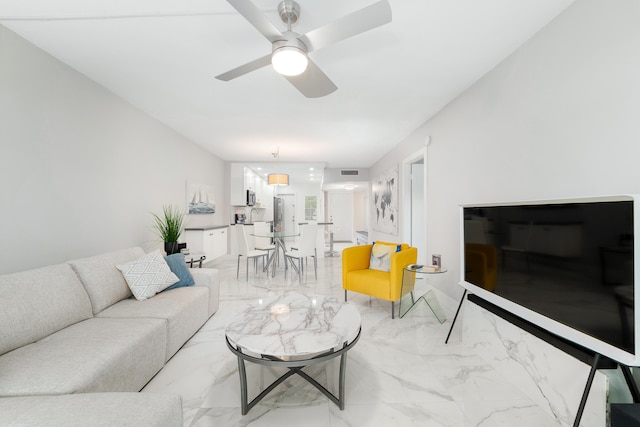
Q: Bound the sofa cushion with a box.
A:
[69,247,145,314]
[0,317,166,397]
[163,253,195,290]
[0,392,182,427]
[98,286,209,360]
[369,241,401,272]
[0,263,93,356]
[116,250,179,300]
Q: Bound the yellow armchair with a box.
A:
[342,242,418,318]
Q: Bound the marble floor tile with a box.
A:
[329,401,467,427]
[142,244,568,426]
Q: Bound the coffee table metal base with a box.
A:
[226,328,361,415]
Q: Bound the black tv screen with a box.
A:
[460,195,637,365]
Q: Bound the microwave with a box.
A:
[247,190,256,206]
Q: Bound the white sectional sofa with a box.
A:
[0,247,220,426]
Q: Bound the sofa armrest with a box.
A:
[342,245,372,271]
[191,268,220,316]
[342,245,373,289]
[389,247,418,301]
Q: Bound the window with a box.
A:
[305,196,317,221]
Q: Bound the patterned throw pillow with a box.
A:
[116,250,179,300]
[369,242,401,272]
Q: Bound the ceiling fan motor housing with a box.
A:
[278,0,301,25]
[272,32,307,54]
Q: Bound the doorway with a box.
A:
[327,191,354,242]
[403,148,427,264]
[279,193,296,245]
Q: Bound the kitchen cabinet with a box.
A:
[230,164,247,206]
[183,226,228,261]
[230,163,269,207]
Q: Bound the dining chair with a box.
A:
[253,221,276,256]
[285,224,318,283]
[235,224,268,281]
[253,221,277,273]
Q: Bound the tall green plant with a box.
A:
[151,205,185,243]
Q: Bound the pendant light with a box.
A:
[268,148,289,186]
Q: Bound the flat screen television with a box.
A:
[460,195,638,366]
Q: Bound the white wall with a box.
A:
[0,26,228,274]
[366,1,640,419]
[371,0,640,302]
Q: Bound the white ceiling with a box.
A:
[1,0,575,170]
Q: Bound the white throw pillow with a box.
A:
[116,250,179,301]
[369,242,401,272]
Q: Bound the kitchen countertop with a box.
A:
[184,225,229,231]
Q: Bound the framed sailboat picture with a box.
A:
[186,181,215,214]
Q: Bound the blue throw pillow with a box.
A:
[163,253,195,290]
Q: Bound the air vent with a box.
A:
[340,169,359,176]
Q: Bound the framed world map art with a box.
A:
[372,165,398,234]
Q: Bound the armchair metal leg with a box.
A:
[391,301,395,319]
[344,290,347,302]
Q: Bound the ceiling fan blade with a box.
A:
[298,0,392,53]
[215,54,272,81]
[284,59,337,98]
[227,0,283,43]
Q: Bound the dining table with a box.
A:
[251,230,300,277]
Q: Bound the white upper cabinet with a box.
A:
[230,163,268,207]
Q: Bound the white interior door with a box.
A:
[411,162,426,264]
[403,148,427,265]
[328,191,353,242]
[280,193,296,244]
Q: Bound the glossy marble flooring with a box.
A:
[142,245,564,427]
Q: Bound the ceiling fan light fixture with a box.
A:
[272,45,308,76]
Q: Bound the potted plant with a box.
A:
[151,205,185,255]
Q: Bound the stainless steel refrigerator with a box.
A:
[273,196,284,232]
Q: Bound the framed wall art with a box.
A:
[372,165,398,234]
[186,181,215,214]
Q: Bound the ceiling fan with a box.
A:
[215,0,392,98]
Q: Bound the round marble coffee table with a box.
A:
[225,292,362,415]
